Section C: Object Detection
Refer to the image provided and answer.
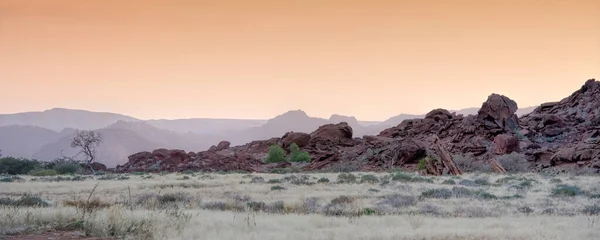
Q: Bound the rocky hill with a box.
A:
[116,79,599,174]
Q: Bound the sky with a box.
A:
[0,0,599,121]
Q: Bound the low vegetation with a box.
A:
[265,143,312,164]
[0,156,82,176]
[0,154,598,239]
[1,170,599,239]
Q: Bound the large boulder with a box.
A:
[309,122,354,147]
[281,131,311,148]
[215,141,231,151]
[478,94,519,131]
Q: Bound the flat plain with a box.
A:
[1,171,599,240]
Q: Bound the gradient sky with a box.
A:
[1,0,599,120]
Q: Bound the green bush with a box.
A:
[291,151,311,163]
[441,179,456,185]
[53,162,81,174]
[265,145,286,163]
[0,157,42,175]
[551,184,583,197]
[317,177,330,183]
[360,174,380,184]
[289,143,311,162]
[417,158,428,170]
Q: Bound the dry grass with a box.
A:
[1,171,599,239]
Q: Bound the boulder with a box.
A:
[281,131,311,148]
[478,94,519,131]
[310,122,353,141]
[215,141,231,151]
[493,134,520,155]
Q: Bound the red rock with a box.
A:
[478,93,519,131]
[493,134,520,155]
[281,132,311,148]
[215,141,231,151]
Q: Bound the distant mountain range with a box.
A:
[0,106,536,167]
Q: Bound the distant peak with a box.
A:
[278,110,309,118]
[329,114,358,123]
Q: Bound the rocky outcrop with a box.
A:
[519,79,600,171]
[116,79,599,174]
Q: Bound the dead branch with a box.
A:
[489,158,507,174]
[432,136,463,175]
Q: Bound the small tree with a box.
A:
[289,143,311,163]
[64,130,102,175]
[265,145,286,163]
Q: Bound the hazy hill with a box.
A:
[226,110,329,145]
[0,125,64,159]
[0,108,139,131]
[145,118,267,135]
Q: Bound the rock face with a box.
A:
[519,79,600,171]
[117,79,599,174]
[493,134,520,155]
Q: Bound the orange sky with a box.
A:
[0,0,599,121]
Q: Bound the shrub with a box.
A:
[551,184,583,197]
[0,157,41,175]
[417,159,428,170]
[317,177,330,183]
[441,179,456,185]
[265,145,286,163]
[421,188,453,199]
[360,174,380,184]
[267,178,282,184]
[0,175,24,182]
[290,151,311,163]
[497,153,530,173]
[0,195,50,207]
[53,162,81,174]
[582,205,600,215]
[391,172,434,183]
[377,194,417,208]
[337,173,357,184]
[550,178,563,184]
[289,143,311,163]
[458,179,478,187]
[63,198,112,213]
[324,196,359,217]
[271,185,285,191]
[473,178,490,186]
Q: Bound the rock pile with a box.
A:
[116,79,599,174]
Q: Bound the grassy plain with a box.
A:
[1,171,599,240]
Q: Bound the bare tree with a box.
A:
[63,130,102,175]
